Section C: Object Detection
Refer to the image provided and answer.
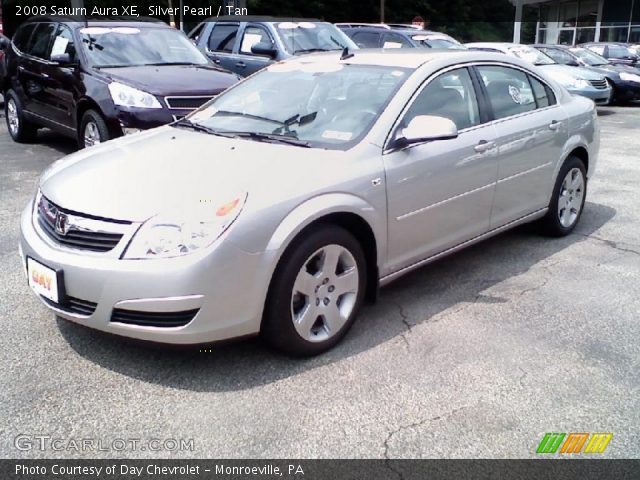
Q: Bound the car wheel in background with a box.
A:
[80,110,111,149]
[606,79,619,105]
[4,90,38,143]
[539,155,587,237]
[263,225,367,356]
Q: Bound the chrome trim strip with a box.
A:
[497,161,552,184]
[24,111,76,131]
[114,295,204,312]
[381,208,548,285]
[397,182,495,221]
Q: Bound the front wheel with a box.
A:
[5,90,38,143]
[262,226,367,356]
[80,109,111,148]
[538,155,587,237]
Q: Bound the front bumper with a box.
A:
[614,81,640,101]
[111,107,192,136]
[19,203,274,345]
[567,86,612,104]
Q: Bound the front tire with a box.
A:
[5,90,38,143]
[539,155,587,237]
[80,109,111,148]
[262,225,367,356]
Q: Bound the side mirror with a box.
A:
[393,115,458,149]
[251,42,277,58]
[51,53,73,65]
[0,36,9,50]
[567,60,580,66]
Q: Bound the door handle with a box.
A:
[549,120,561,131]
[236,61,246,68]
[18,66,25,72]
[213,58,221,64]
[40,73,50,79]
[474,140,496,153]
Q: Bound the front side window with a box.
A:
[352,31,381,48]
[608,45,635,58]
[570,47,608,66]
[207,23,239,53]
[478,66,536,120]
[403,68,480,131]
[239,26,273,55]
[276,22,355,54]
[508,46,556,65]
[187,63,409,149]
[540,47,576,65]
[27,23,56,59]
[49,24,76,61]
[80,26,208,68]
[382,33,412,49]
[412,35,465,49]
[12,24,36,52]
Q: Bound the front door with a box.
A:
[205,22,240,73]
[383,67,499,272]
[234,24,276,76]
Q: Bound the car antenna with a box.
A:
[341,47,354,60]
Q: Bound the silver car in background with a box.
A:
[466,43,612,105]
[20,50,599,355]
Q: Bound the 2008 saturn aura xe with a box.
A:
[19,50,599,355]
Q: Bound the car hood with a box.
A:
[539,64,605,80]
[39,127,344,222]
[98,64,239,96]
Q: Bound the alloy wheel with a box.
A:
[290,244,359,342]
[7,99,19,136]
[83,121,101,147]
[557,167,585,228]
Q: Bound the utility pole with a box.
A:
[380,0,385,23]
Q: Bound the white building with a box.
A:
[512,0,640,44]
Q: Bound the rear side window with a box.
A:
[12,24,36,52]
[477,65,537,120]
[352,31,381,48]
[382,33,412,49]
[27,23,57,59]
[189,23,205,43]
[207,23,239,52]
[528,75,556,108]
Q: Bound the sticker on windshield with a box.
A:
[278,22,299,29]
[322,130,353,141]
[299,22,316,29]
[508,85,523,104]
[51,37,69,56]
[79,27,140,35]
[383,41,403,49]
[391,70,405,77]
[412,35,430,41]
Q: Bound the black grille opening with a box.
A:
[41,295,98,316]
[37,196,125,252]
[165,96,214,110]
[110,308,199,328]
[589,79,608,89]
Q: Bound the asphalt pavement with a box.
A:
[0,105,638,459]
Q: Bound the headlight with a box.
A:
[620,72,640,83]
[123,193,247,259]
[563,78,591,89]
[108,82,162,109]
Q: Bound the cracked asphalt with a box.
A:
[0,104,638,459]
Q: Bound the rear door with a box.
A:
[475,64,568,228]
[204,22,240,73]
[234,23,276,75]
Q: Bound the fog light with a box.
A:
[122,127,142,135]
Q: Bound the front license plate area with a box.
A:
[27,257,64,304]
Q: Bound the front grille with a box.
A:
[37,195,127,253]
[589,79,608,89]
[165,96,214,110]
[111,308,199,328]
[42,295,98,316]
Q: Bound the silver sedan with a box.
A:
[19,50,599,355]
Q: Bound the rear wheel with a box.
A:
[262,225,366,356]
[538,155,587,237]
[80,109,111,148]
[5,90,38,143]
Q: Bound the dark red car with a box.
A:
[1,17,239,148]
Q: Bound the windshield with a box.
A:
[509,46,556,65]
[275,22,357,54]
[80,26,208,68]
[570,47,609,66]
[413,35,465,49]
[185,62,409,149]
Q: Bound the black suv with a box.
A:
[337,24,465,50]
[1,17,239,148]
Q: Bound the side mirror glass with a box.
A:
[251,42,277,58]
[51,53,73,65]
[395,115,459,148]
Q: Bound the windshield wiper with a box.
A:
[173,118,237,138]
[225,131,311,148]
[215,110,284,125]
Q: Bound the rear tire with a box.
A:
[5,89,38,143]
[262,225,367,356]
[80,109,111,148]
[538,155,587,237]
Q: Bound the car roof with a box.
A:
[343,26,447,36]
[20,16,168,28]
[532,44,572,49]
[283,49,511,69]
[199,15,322,23]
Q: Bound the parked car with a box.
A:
[189,16,357,77]
[338,24,465,50]
[466,43,611,104]
[2,17,239,148]
[534,44,640,104]
[20,50,599,355]
[580,42,639,66]
[0,33,8,82]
